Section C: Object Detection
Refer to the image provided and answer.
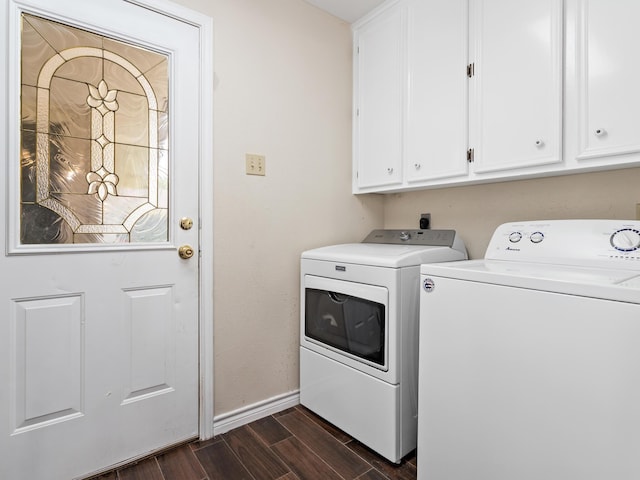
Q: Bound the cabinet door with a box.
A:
[405,0,469,183]
[470,0,563,174]
[576,0,640,160]
[354,6,404,190]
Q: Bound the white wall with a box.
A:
[173,0,383,415]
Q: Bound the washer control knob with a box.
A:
[530,231,544,244]
[508,231,522,243]
[399,231,411,241]
[610,228,640,252]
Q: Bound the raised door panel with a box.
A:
[12,295,84,432]
[405,0,469,183]
[470,0,563,174]
[576,0,640,160]
[121,286,175,403]
[354,6,404,190]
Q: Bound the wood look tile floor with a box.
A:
[91,405,417,480]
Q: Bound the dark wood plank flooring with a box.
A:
[91,405,416,480]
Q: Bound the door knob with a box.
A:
[178,245,195,259]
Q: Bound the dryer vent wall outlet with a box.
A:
[420,213,431,229]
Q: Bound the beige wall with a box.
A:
[171,0,640,418]
[383,167,640,259]
[174,0,383,415]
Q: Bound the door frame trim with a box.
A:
[124,0,215,440]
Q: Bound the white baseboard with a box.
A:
[212,390,300,436]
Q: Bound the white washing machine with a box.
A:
[300,229,467,463]
[418,219,640,480]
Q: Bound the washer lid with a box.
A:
[420,259,640,303]
[302,242,467,268]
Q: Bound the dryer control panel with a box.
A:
[363,229,456,247]
[485,220,640,269]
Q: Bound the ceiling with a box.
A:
[303,0,387,23]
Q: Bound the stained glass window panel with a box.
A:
[20,13,170,244]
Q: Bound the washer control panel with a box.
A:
[610,228,640,252]
[486,220,640,269]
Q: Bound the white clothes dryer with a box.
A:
[300,229,467,463]
[418,219,640,480]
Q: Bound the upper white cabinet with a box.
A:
[353,0,468,193]
[405,0,469,183]
[353,4,404,189]
[575,0,640,160]
[353,0,640,194]
[469,0,563,174]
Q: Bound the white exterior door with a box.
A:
[0,1,206,478]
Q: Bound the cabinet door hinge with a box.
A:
[467,63,475,78]
[467,148,474,163]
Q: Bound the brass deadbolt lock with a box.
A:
[180,217,194,230]
[178,245,195,259]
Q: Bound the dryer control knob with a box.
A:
[611,228,640,252]
[399,231,411,241]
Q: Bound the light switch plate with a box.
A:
[246,154,265,176]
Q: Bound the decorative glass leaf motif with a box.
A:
[87,80,119,113]
[86,167,119,201]
[85,80,120,201]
